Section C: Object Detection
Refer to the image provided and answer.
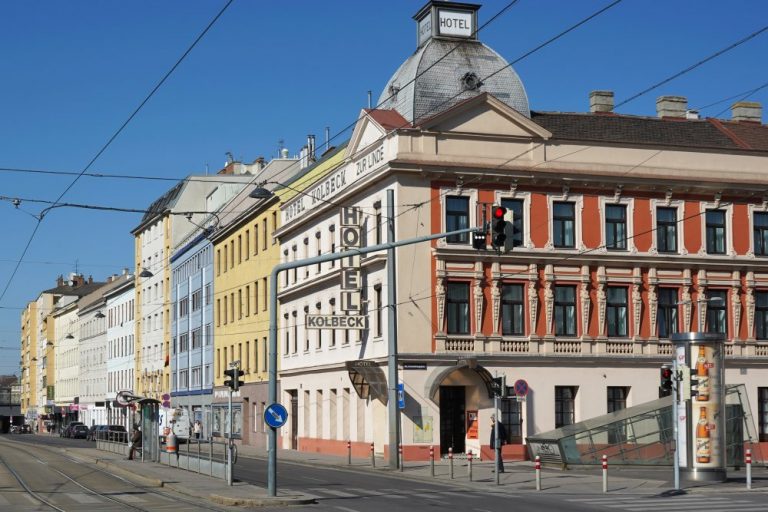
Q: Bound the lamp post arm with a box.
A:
[266,226,480,496]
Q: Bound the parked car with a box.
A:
[87,424,103,441]
[60,421,84,438]
[71,425,89,439]
[21,424,31,434]
[96,424,127,442]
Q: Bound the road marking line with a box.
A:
[310,488,359,498]
[114,493,146,503]
[619,503,756,512]
[334,507,361,512]
[620,508,767,512]
[410,492,449,503]
[66,492,101,504]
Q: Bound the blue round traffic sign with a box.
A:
[264,403,288,429]
[514,379,529,397]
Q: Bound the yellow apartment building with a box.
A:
[20,301,37,425]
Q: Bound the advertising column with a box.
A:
[671,332,726,483]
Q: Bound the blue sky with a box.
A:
[1,0,767,373]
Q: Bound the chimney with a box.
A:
[253,157,265,171]
[589,90,614,113]
[308,134,316,163]
[123,267,130,276]
[731,101,762,123]
[56,275,64,287]
[656,96,687,118]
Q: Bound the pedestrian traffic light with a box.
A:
[223,369,245,391]
[659,365,673,398]
[491,375,507,397]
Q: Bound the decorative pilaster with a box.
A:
[491,281,501,336]
[436,260,446,335]
[731,271,742,342]
[528,264,539,338]
[746,271,756,341]
[697,269,708,332]
[682,269,692,331]
[632,267,642,340]
[580,265,590,339]
[597,266,607,338]
[544,264,554,337]
[648,267,658,339]
[473,262,484,336]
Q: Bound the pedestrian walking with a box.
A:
[490,414,507,473]
[193,420,201,440]
[127,425,142,460]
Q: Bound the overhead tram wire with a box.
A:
[615,24,768,109]
[695,79,768,113]
[0,0,234,304]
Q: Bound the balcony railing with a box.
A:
[435,335,768,358]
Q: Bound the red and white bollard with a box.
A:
[370,442,375,468]
[602,454,608,493]
[467,450,473,481]
[746,449,752,490]
[347,440,351,465]
[448,447,454,479]
[429,445,435,477]
[535,455,542,491]
[399,443,403,472]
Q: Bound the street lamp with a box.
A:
[139,268,154,278]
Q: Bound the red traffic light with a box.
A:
[493,206,507,219]
[661,368,672,379]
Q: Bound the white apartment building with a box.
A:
[105,274,135,428]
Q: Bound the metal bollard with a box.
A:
[429,445,435,477]
[449,447,454,479]
[467,450,473,481]
[347,440,351,466]
[370,442,375,468]
[746,449,752,490]
[602,455,608,493]
[535,455,541,491]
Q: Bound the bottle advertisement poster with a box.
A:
[675,345,687,468]
[691,344,721,468]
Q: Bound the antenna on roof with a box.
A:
[368,90,372,109]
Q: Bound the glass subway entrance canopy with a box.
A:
[527,384,763,467]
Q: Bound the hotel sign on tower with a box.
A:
[415,1,479,48]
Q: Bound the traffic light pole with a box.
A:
[672,366,680,491]
[266,224,481,497]
[227,387,233,486]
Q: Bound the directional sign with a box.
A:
[514,379,529,397]
[397,383,405,410]
[264,403,288,429]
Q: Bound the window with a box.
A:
[706,209,726,254]
[245,285,250,317]
[245,230,250,261]
[216,249,221,276]
[607,386,629,443]
[205,324,212,346]
[657,207,677,253]
[374,202,382,245]
[759,387,768,442]
[272,212,278,244]
[555,386,577,428]
[191,289,202,311]
[756,291,768,340]
[554,285,576,336]
[223,246,227,272]
[191,328,201,349]
[501,284,524,335]
[238,289,243,319]
[446,282,470,334]
[445,196,469,244]
[706,290,727,335]
[605,204,627,250]
[191,367,201,387]
[262,278,268,311]
[179,333,189,353]
[261,337,267,372]
[374,285,383,337]
[606,287,628,337]
[205,284,211,305]
[179,297,189,318]
[237,235,242,264]
[501,198,524,248]
[553,202,575,248]
[284,315,290,355]
[755,212,768,256]
[500,399,523,444]
[658,288,679,339]
[253,224,259,255]
[262,218,268,251]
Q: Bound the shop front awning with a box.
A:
[425,358,495,402]
[346,360,388,405]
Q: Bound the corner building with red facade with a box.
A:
[275,1,768,462]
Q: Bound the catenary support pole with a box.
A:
[266,226,480,496]
[387,189,400,470]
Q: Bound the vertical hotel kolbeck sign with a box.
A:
[306,207,368,331]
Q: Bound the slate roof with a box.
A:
[42,281,108,298]
[140,180,185,223]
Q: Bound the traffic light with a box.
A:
[491,205,514,252]
[659,365,673,398]
[491,375,507,397]
[223,369,245,391]
[472,229,487,250]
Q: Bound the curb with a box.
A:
[209,493,316,507]
[95,459,166,488]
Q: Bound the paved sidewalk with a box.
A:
[59,445,315,508]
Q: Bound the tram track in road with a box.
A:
[0,438,236,512]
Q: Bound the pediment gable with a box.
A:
[346,109,408,158]
[419,93,551,140]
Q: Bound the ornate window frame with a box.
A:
[649,198,685,255]
[747,201,768,258]
[546,189,584,252]
[699,199,734,256]
[438,186,479,248]
[599,196,635,253]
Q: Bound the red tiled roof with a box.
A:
[364,109,410,131]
